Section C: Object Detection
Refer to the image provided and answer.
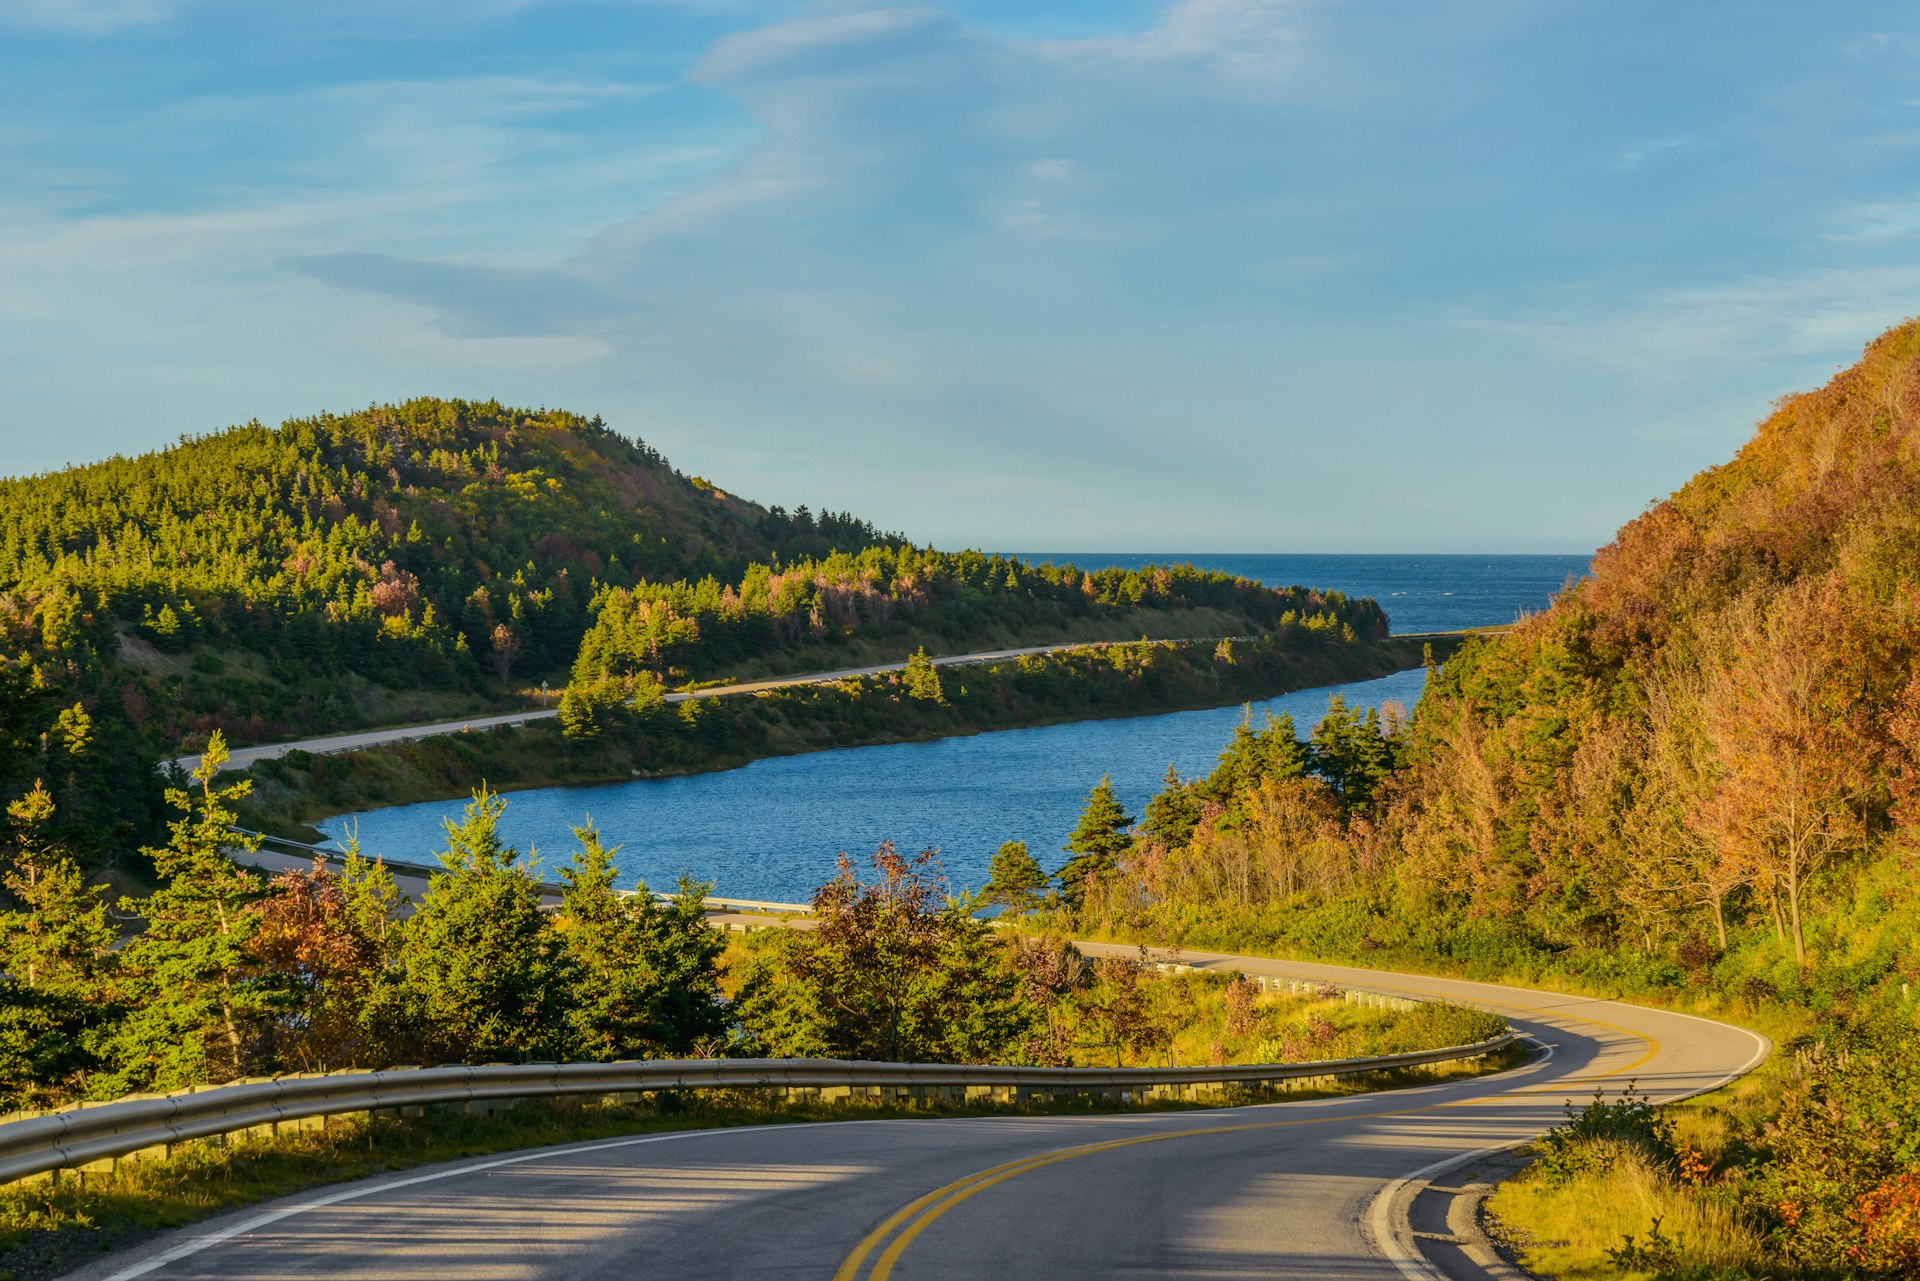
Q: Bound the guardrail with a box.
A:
[0,1033,1516,1186]
[230,830,814,916]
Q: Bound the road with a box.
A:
[173,640,1246,775]
[64,952,1766,1281]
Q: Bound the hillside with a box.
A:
[1067,318,1920,1279]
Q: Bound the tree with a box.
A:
[0,781,119,1107]
[246,839,403,1072]
[555,823,726,1059]
[1141,764,1202,848]
[903,647,946,704]
[101,732,274,1093]
[395,788,572,1061]
[1058,776,1135,911]
[1696,585,1870,966]
[1310,696,1395,808]
[983,840,1047,916]
[733,842,1032,1063]
[490,622,522,681]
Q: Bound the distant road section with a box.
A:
[174,639,1243,775]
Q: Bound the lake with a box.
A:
[321,552,1588,900]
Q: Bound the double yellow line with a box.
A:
[833,985,1662,1280]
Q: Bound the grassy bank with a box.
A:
[239,632,1440,839]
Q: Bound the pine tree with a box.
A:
[100,733,273,1093]
[0,781,119,1107]
[556,823,725,1059]
[1058,776,1135,911]
[903,647,946,704]
[395,787,571,1062]
[1142,764,1202,848]
[984,840,1048,916]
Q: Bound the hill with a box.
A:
[0,395,1403,861]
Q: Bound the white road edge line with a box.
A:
[1365,1013,1772,1281]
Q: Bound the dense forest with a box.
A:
[1043,319,1920,1278]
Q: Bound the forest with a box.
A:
[0,396,1394,871]
[1032,319,1920,1278]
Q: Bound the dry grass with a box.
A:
[1488,1141,1768,1281]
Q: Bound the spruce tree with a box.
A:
[1057,776,1134,912]
[0,781,119,1106]
[556,823,725,1059]
[101,733,273,1093]
[903,647,946,704]
[1142,765,1202,848]
[983,840,1047,916]
[395,787,571,1062]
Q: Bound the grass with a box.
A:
[1488,1141,1769,1281]
[0,1046,1527,1281]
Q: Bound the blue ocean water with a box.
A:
[1015,552,1590,636]
[321,553,1589,901]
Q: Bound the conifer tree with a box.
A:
[903,647,946,704]
[556,822,725,1059]
[101,733,273,1093]
[396,787,571,1062]
[984,840,1047,916]
[0,782,119,1106]
[1142,764,1202,848]
[1058,776,1134,911]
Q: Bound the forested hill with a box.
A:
[0,395,1394,862]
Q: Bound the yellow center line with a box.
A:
[836,983,1666,1280]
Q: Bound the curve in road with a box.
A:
[62,951,1766,1281]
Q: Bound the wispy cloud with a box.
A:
[0,0,186,32]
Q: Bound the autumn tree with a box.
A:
[246,839,403,1072]
[733,842,1032,1063]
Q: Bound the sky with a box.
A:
[5,2,1920,552]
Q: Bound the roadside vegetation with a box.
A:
[0,738,1509,1277]
[1011,320,1920,1277]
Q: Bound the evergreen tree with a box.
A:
[1142,764,1202,848]
[983,840,1047,916]
[100,733,274,1093]
[903,647,946,704]
[556,823,726,1059]
[0,782,120,1107]
[1310,696,1394,808]
[733,843,1032,1063]
[395,787,572,1062]
[1058,776,1135,911]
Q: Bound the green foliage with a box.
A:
[96,734,274,1095]
[984,840,1048,916]
[733,843,1035,1063]
[902,647,946,703]
[1058,776,1134,910]
[555,827,727,1060]
[387,788,572,1063]
[1534,1083,1679,1186]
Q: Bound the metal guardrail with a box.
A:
[0,1034,1515,1185]
[230,831,815,915]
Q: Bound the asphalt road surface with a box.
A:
[173,641,1233,775]
[64,952,1766,1281]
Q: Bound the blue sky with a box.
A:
[5,1,1920,552]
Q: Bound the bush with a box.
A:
[1535,1083,1677,1187]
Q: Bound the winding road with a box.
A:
[62,951,1766,1281]
[173,640,1250,775]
